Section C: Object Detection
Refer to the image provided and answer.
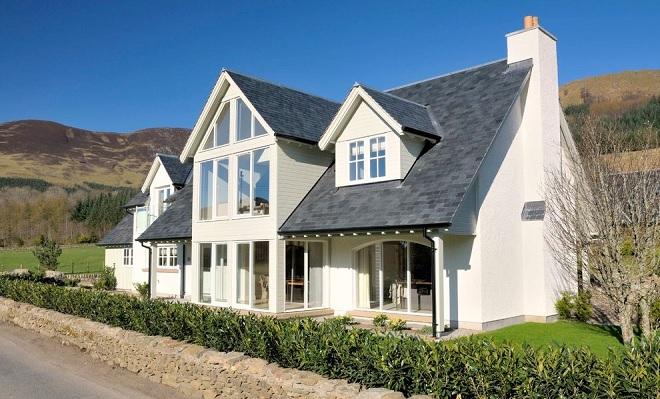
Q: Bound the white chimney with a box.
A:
[507,17,564,318]
[506,15,560,199]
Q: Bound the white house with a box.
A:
[99,153,193,297]
[100,17,576,335]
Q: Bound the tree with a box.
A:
[32,235,62,271]
[546,116,659,343]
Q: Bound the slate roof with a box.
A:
[360,86,438,137]
[226,70,341,144]
[137,183,192,241]
[98,213,133,246]
[123,191,148,208]
[158,154,193,187]
[279,59,533,233]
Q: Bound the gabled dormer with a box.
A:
[318,84,439,187]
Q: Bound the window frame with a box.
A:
[122,248,133,266]
[235,98,268,143]
[284,240,326,311]
[156,186,172,216]
[201,101,231,152]
[369,136,386,178]
[157,245,178,268]
[235,148,270,218]
[234,241,270,310]
[348,140,365,182]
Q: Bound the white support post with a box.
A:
[150,245,158,298]
[433,235,445,337]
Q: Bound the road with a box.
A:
[0,322,190,399]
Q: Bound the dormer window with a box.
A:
[349,140,365,181]
[348,135,387,182]
[369,136,386,178]
[157,187,172,216]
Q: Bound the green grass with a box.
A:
[481,321,623,358]
[0,245,105,274]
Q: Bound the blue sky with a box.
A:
[1,1,658,132]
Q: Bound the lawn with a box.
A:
[0,245,105,274]
[481,320,623,358]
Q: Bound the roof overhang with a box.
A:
[179,71,275,162]
[141,156,166,193]
[278,222,451,238]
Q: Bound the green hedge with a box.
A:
[0,277,658,398]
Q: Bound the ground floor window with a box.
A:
[123,248,133,266]
[356,241,432,314]
[199,244,212,303]
[285,241,324,310]
[236,241,269,309]
[158,246,177,267]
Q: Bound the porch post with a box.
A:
[150,244,158,298]
[432,235,444,337]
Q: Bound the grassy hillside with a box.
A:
[560,70,660,115]
[0,120,190,187]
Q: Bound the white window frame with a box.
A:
[123,248,133,266]
[369,136,386,178]
[284,240,327,311]
[235,98,267,142]
[157,245,178,268]
[235,148,269,218]
[348,140,365,182]
[214,157,230,219]
[233,241,270,310]
[200,101,231,152]
[156,186,172,216]
[353,241,432,315]
[198,160,215,221]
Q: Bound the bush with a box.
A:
[0,277,658,398]
[31,236,62,271]
[387,318,407,331]
[555,291,593,322]
[93,267,117,291]
[373,313,388,328]
[134,282,149,299]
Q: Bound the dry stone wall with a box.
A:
[0,298,419,399]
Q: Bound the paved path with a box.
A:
[0,322,190,399]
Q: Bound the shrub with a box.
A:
[0,277,657,398]
[387,318,407,331]
[373,313,388,328]
[555,291,593,322]
[31,236,62,271]
[134,282,149,299]
[555,292,574,319]
[93,267,117,291]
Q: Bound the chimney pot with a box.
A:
[524,15,539,29]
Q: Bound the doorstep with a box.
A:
[348,309,432,324]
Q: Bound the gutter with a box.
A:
[140,241,153,299]
[180,244,186,299]
[422,227,438,338]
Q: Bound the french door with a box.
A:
[285,241,324,310]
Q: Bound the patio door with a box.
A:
[285,241,324,310]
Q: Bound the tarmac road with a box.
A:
[0,322,190,399]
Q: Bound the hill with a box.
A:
[560,70,660,115]
[0,120,190,187]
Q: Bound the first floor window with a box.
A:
[369,136,386,178]
[237,149,270,215]
[349,140,365,181]
[158,246,178,267]
[157,187,172,216]
[123,248,133,266]
[199,161,213,220]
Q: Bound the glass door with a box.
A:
[285,241,324,310]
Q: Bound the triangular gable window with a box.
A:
[202,126,214,150]
[215,106,230,146]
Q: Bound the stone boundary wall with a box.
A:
[0,298,423,399]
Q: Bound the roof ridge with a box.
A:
[385,58,507,92]
[359,84,428,108]
[224,69,340,105]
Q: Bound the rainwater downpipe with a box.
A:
[140,241,153,299]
